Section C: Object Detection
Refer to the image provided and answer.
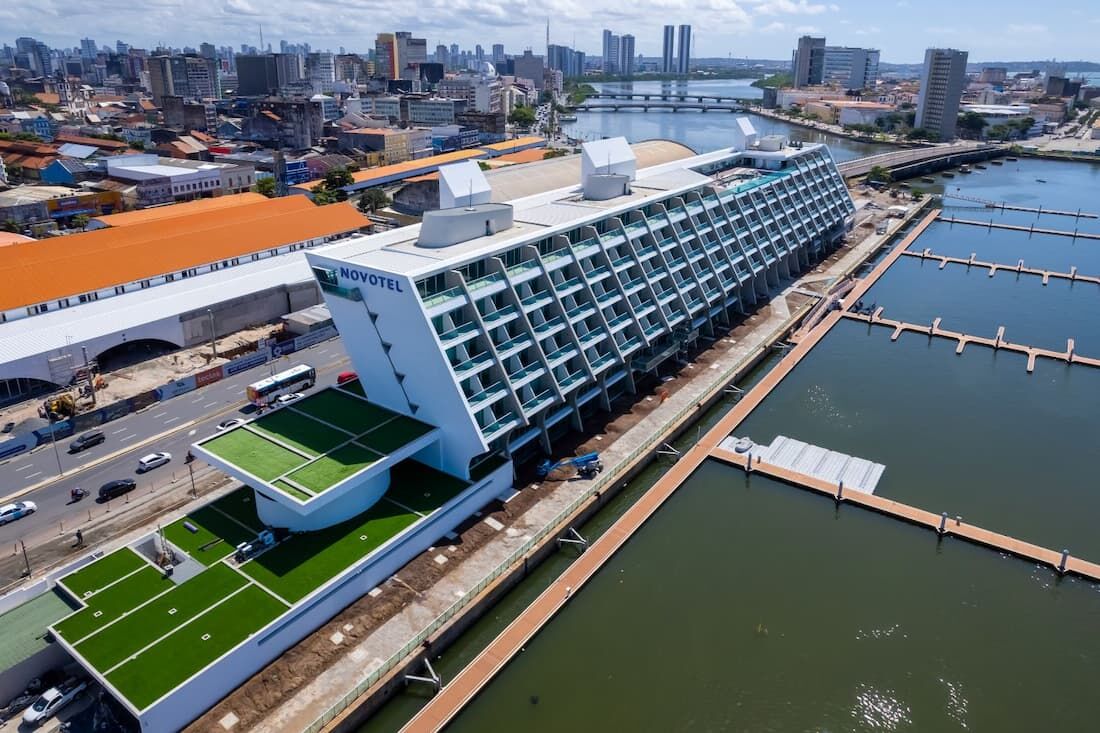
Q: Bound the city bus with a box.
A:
[246,364,316,404]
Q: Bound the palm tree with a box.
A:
[867,165,892,184]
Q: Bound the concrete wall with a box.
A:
[179,281,320,346]
[135,465,511,733]
[0,644,69,704]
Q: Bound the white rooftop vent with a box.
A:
[581,137,635,199]
[438,160,492,210]
[731,117,759,151]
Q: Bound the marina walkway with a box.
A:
[398,210,943,733]
[841,310,1100,372]
[709,446,1100,580]
[939,216,1100,240]
[940,192,1098,218]
[902,249,1100,286]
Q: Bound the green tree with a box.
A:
[477,160,492,171]
[324,167,354,190]
[867,165,892,184]
[129,140,145,150]
[543,148,568,159]
[312,188,341,205]
[906,127,936,141]
[987,124,1012,141]
[509,106,536,127]
[911,189,925,201]
[5,163,22,181]
[357,187,390,213]
[957,111,988,139]
[71,214,90,232]
[255,177,277,198]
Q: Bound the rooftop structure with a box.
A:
[86,192,268,229]
[0,196,367,322]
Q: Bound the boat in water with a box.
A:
[942,171,955,178]
[1036,178,1047,183]
[959,164,972,174]
[1006,156,1019,161]
[991,159,1004,165]
[974,164,987,170]
[559,114,578,122]
[921,176,936,183]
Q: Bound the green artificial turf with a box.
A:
[383,461,469,515]
[286,444,382,493]
[203,429,309,481]
[59,548,146,598]
[249,410,349,456]
[240,500,419,602]
[163,507,255,566]
[54,566,174,642]
[74,564,248,670]
[357,417,434,455]
[272,479,313,501]
[209,488,264,533]
[337,379,366,397]
[105,584,286,710]
[294,389,396,435]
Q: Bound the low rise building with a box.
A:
[102,154,255,207]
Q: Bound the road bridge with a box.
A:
[838,143,1005,178]
[586,92,753,103]
[574,102,748,113]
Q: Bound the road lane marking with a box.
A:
[151,411,167,419]
[15,464,33,473]
[25,471,42,479]
[163,417,180,425]
[111,428,128,435]
[203,401,218,408]
[120,434,137,442]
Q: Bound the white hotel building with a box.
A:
[308,121,855,477]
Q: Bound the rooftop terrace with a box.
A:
[198,387,436,503]
[51,463,469,712]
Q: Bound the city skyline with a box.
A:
[4,1,1099,63]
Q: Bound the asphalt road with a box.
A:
[0,339,350,548]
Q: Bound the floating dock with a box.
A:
[902,249,1100,286]
[940,192,1098,218]
[939,216,1100,240]
[720,435,885,494]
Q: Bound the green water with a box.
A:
[447,464,1100,732]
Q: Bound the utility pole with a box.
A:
[207,309,218,359]
[20,540,30,577]
[81,346,95,407]
[47,413,64,476]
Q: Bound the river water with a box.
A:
[361,116,1100,733]
[561,79,887,162]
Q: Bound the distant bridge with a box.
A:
[837,143,1005,178]
[574,102,748,113]
[585,92,754,104]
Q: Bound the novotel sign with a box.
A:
[338,267,405,293]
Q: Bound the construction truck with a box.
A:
[40,394,76,421]
[537,452,603,480]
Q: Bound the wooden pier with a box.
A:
[939,216,1100,240]
[901,249,1100,286]
[709,446,1100,579]
[398,211,943,733]
[841,310,1100,372]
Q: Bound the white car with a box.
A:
[0,501,36,525]
[274,393,304,407]
[137,451,172,473]
[22,681,86,725]
[217,418,244,431]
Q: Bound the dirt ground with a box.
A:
[0,324,283,428]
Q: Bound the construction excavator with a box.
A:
[537,452,603,480]
[40,394,76,421]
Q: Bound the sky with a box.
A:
[4,0,1099,63]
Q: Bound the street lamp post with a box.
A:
[207,309,217,359]
[47,414,64,477]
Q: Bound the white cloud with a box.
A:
[748,0,829,16]
[854,26,881,35]
[1007,23,1049,34]
[224,0,261,15]
[794,24,822,33]
[760,21,787,32]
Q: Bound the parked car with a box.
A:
[68,431,105,453]
[2,421,15,433]
[336,371,358,385]
[98,479,136,501]
[0,501,36,526]
[274,393,304,407]
[22,680,86,726]
[137,452,172,473]
[217,418,244,431]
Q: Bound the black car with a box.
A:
[98,479,136,501]
[1,422,14,434]
[69,432,106,454]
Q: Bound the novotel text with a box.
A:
[339,267,405,293]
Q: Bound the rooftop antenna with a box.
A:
[465,178,475,210]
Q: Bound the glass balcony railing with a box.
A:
[453,351,494,377]
[521,390,556,415]
[590,352,617,372]
[482,412,521,441]
[559,370,587,392]
[533,316,565,336]
[546,344,577,364]
[508,363,544,384]
[481,304,518,327]
[606,312,632,331]
[496,333,533,357]
[437,321,479,346]
[521,292,553,312]
[468,381,507,410]
[421,286,465,309]
[465,272,505,294]
[506,260,540,278]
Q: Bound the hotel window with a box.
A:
[115,286,125,295]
